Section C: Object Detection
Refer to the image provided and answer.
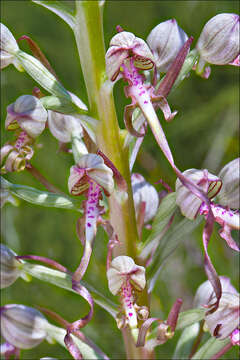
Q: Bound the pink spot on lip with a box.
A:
[144,100,148,104]
[128,312,133,317]
[87,223,91,227]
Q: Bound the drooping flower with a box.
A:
[107,256,147,331]
[175,162,239,251]
[1,95,48,174]
[194,277,240,346]
[6,95,47,139]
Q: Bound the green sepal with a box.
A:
[191,337,230,360]
[173,323,200,359]
[1,177,84,212]
[176,308,206,330]
[32,0,76,30]
[40,96,88,115]
[15,50,72,100]
[139,192,177,260]
[22,262,118,318]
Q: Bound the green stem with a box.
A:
[74,2,151,358]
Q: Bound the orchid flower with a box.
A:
[176,160,240,251]
[68,153,114,282]
[107,256,147,339]
[1,95,48,174]
[194,276,239,347]
[105,28,193,167]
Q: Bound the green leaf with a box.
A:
[15,50,72,100]
[1,177,83,211]
[173,323,200,359]
[32,0,76,29]
[176,308,206,330]
[139,192,177,260]
[45,323,109,359]
[191,337,230,360]
[148,213,203,291]
[22,262,118,318]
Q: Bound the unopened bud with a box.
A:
[107,255,146,295]
[217,158,240,210]
[196,13,239,67]
[106,31,155,81]
[0,244,21,288]
[131,173,159,223]
[48,111,84,143]
[0,304,48,349]
[175,169,222,219]
[147,19,188,73]
[68,154,114,196]
[6,95,47,138]
[0,23,22,71]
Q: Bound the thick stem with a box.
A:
[74,2,151,358]
[74,1,139,258]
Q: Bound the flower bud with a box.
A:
[217,158,240,210]
[193,276,238,308]
[131,173,159,223]
[147,19,188,72]
[204,292,239,341]
[68,154,114,196]
[6,95,47,138]
[106,31,155,81]
[0,304,48,349]
[0,244,21,288]
[196,13,239,66]
[107,255,146,295]
[48,111,84,143]
[175,169,222,219]
[0,23,22,70]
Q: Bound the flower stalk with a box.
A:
[74,2,149,358]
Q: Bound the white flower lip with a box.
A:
[107,255,146,295]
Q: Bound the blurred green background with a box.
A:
[1,1,239,359]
